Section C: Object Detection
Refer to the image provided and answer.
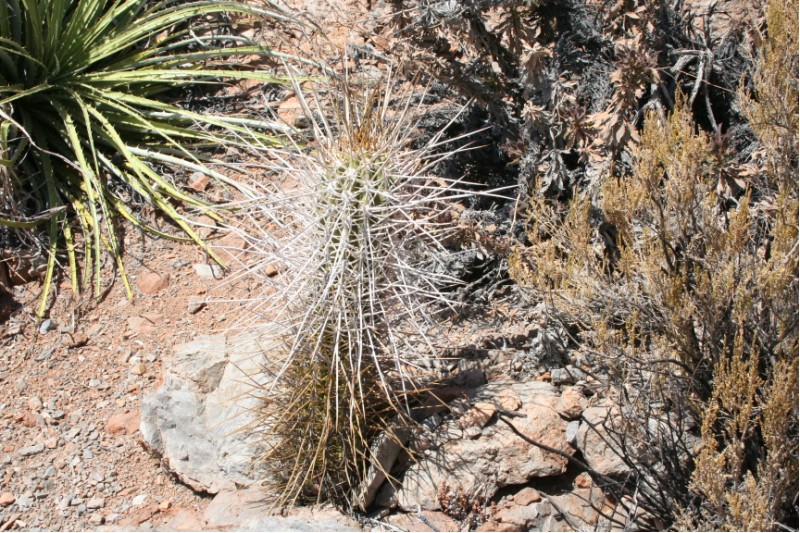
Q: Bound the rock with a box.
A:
[140,327,282,493]
[119,503,160,527]
[188,172,210,192]
[495,503,541,529]
[353,423,411,511]
[460,402,497,430]
[27,396,43,410]
[391,380,573,511]
[87,497,105,509]
[39,319,55,334]
[192,215,217,239]
[476,520,518,532]
[547,488,610,531]
[132,494,148,506]
[551,366,588,386]
[565,420,581,449]
[513,487,542,506]
[387,511,460,532]
[203,487,361,531]
[18,412,38,428]
[495,389,522,411]
[89,512,104,526]
[44,437,59,449]
[136,272,170,295]
[575,472,593,488]
[192,263,224,280]
[576,406,630,477]
[0,492,15,506]
[277,96,309,129]
[164,507,204,531]
[159,500,172,512]
[15,378,27,393]
[187,296,206,314]
[15,494,32,508]
[212,233,249,266]
[263,263,280,277]
[19,443,45,457]
[557,386,587,419]
[130,363,147,376]
[127,316,157,335]
[106,412,140,436]
[66,333,89,348]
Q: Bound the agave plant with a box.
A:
[0,0,295,316]
[228,71,508,508]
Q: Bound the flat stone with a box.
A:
[386,511,460,532]
[19,443,45,457]
[495,503,541,528]
[87,497,105,509]
[0,492,15,506]
[136,272,170,295]
[187,296,206,314]
[188,172,210,192]
[513,487,542,506]
[211,233,249,266]
[392,381,573,511]
[203,488,361,531]
[127,316,157,335]
[192,264,224,280]
[106,412,140,436]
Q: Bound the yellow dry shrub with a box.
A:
[510,90,797,530]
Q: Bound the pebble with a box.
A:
[27,396,43,410]
[187,296,206,314]
[19,443,45,457]
[136,272,171,296]
[192,264,224,279]
[132,494,147,506]
[89,512,104,526]
[188,172,210,192]
[566,420,580,446]
[0,492,15,506]
[87,497,105,509]
[88,379,101,388]
[15,378,27,393]
[39,319,55,334]
[130,363,147,376]
[16,494,32,508]
[83,449,94,460]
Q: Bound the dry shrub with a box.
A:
[509,59,797,531]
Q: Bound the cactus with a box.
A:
[232,71,505,507]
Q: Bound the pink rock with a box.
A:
[106,411,141,436]
[557,386,587,419]
[0,492,15,506]
[513,487,542,506]
[136,272,170,295]
[188,172,210,192]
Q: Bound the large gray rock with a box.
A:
[387,380,574,511]
[140,328,283,493]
